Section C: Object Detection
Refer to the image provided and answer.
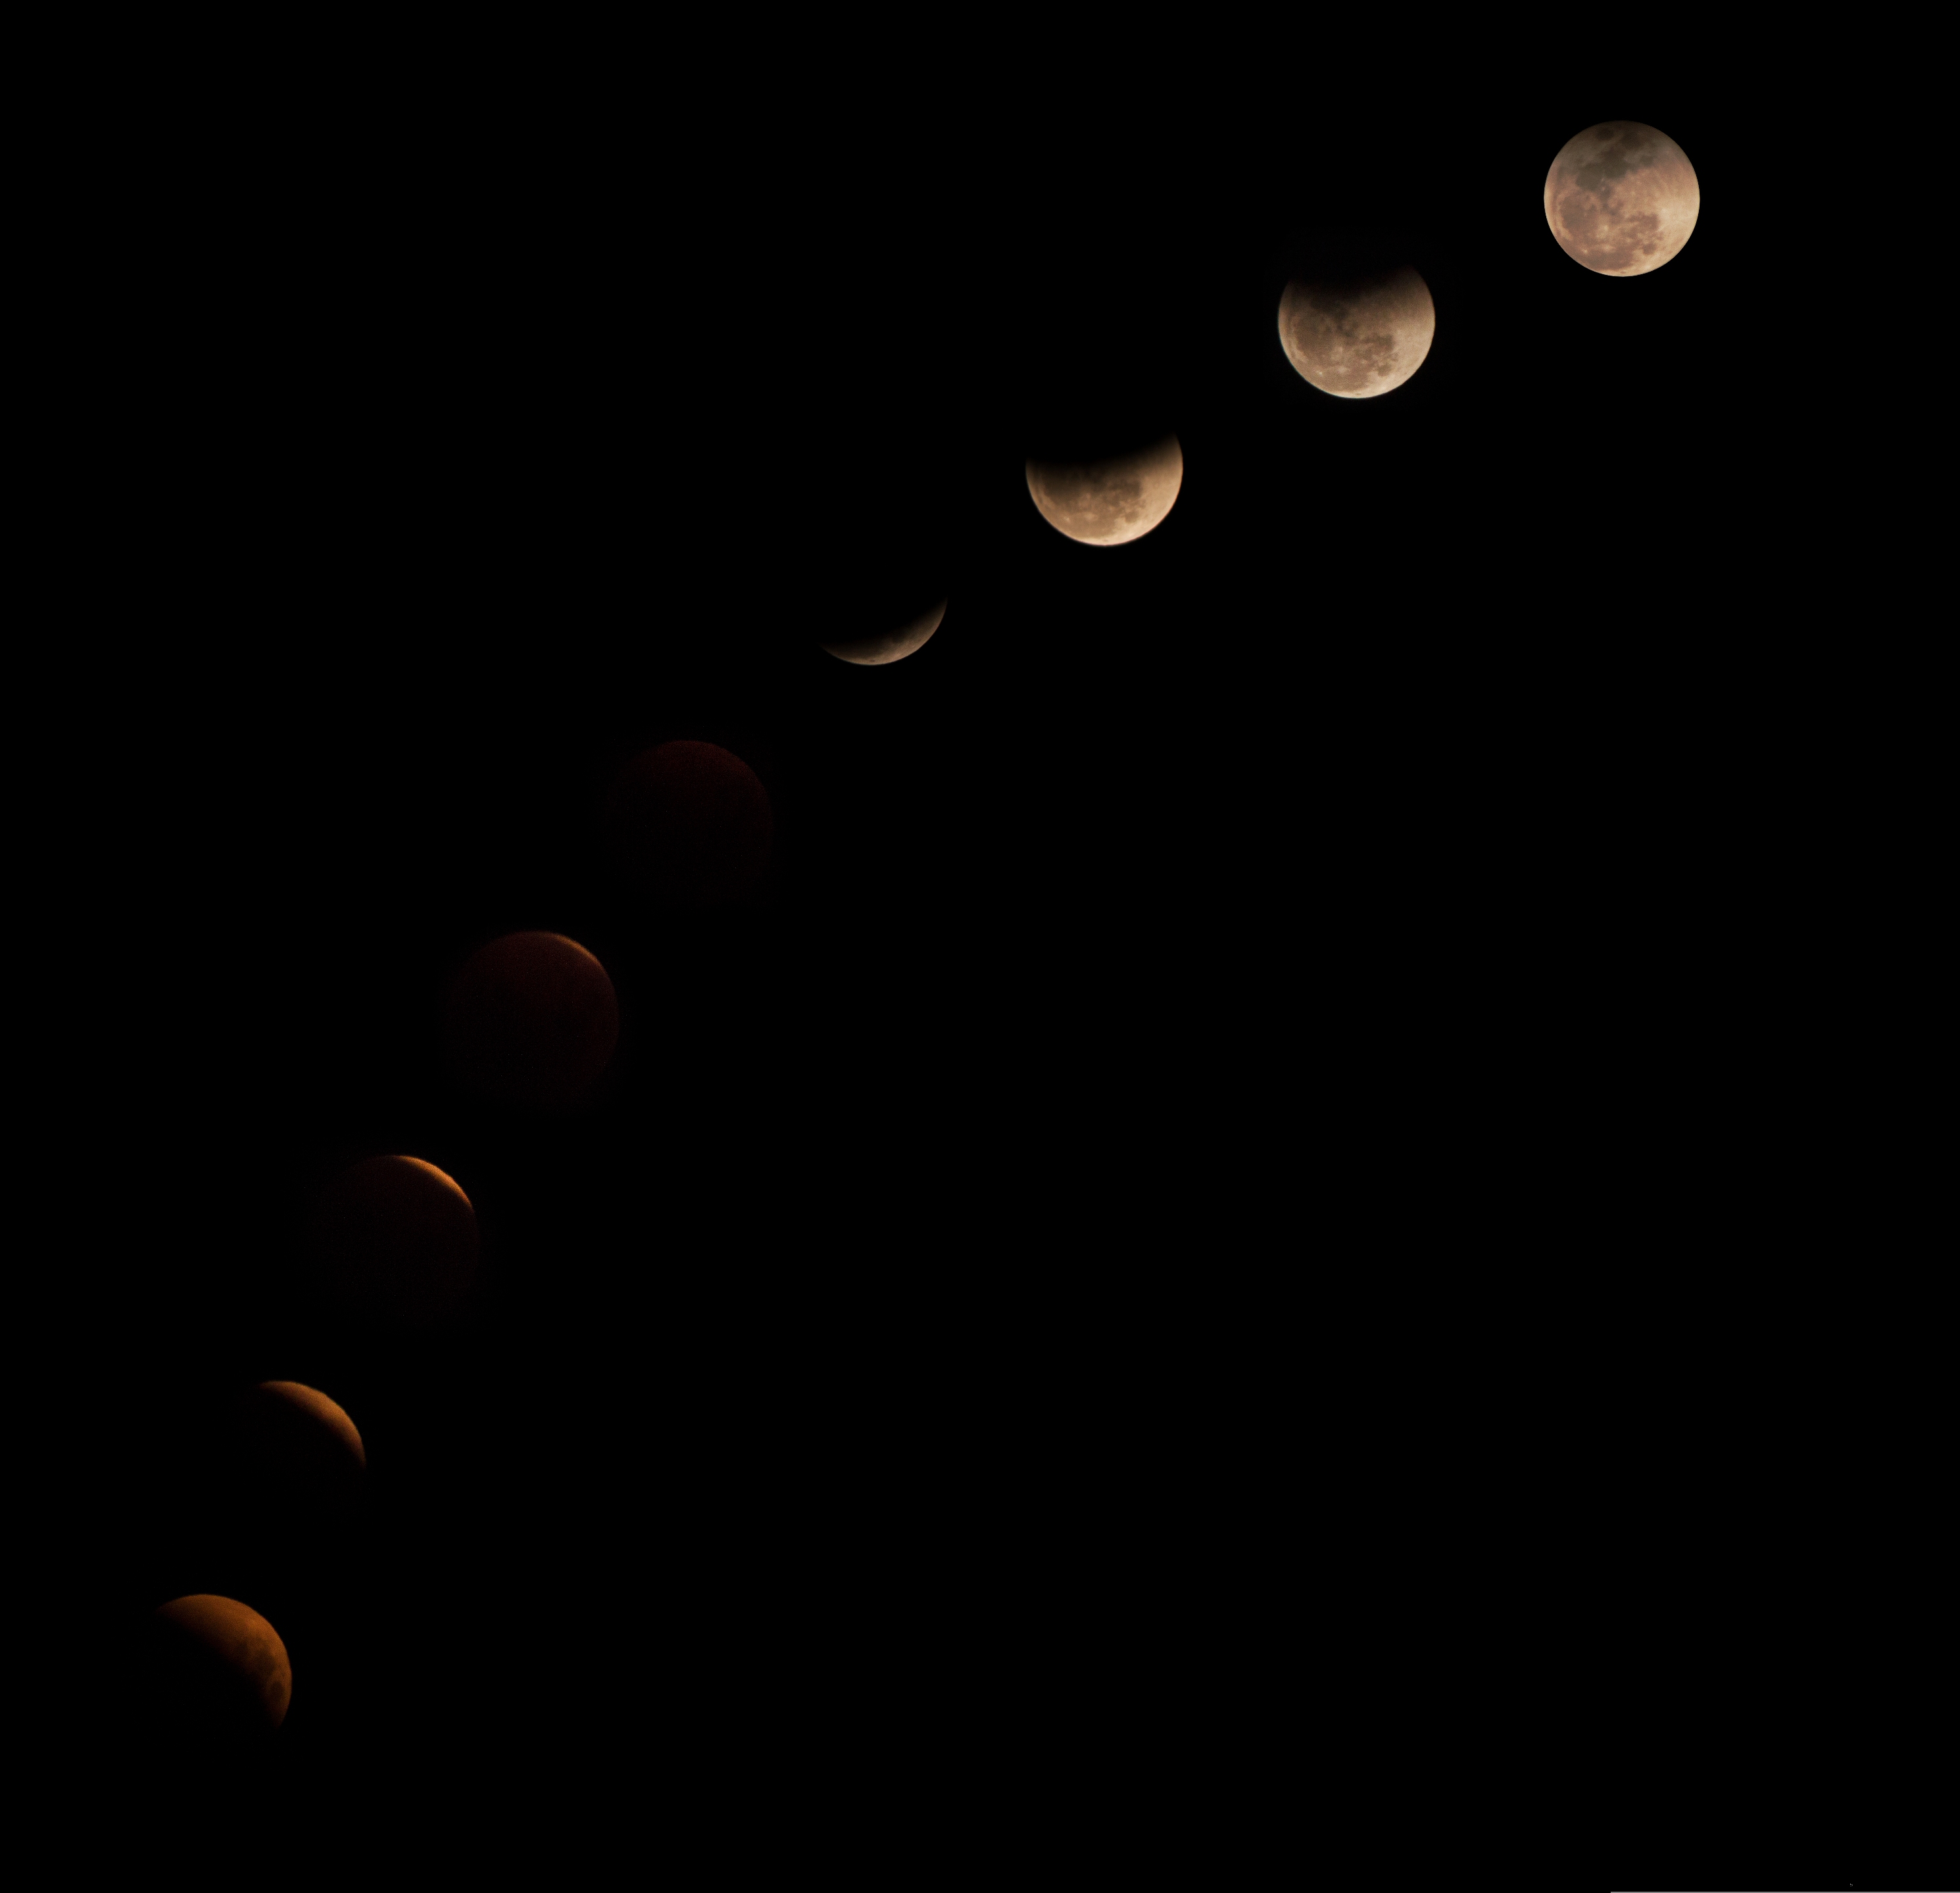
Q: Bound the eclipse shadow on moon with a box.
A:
[443,931,620,1113]
[602,740,774,909]
[310,1154,480,1325]
[822,599,946,667]
[1026,435,1182,546]
[144,1595,292,1747]
[231,1381,367,1531]
[1278,266,1435,398]
[1544,122,1698,276]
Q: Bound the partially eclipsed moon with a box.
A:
[1544,122,1698,276]
[823,599,946,666]
[312,1154,480,1324]
[1027,435,1182,546]
[1278,267,1435,398]
[443,931,620,1111]
[149,1594,292,1738]
[240,1380,367,1476]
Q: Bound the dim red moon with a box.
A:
[602,740,773,908]
[443,931,620,1111]
[311,1154,479,1323]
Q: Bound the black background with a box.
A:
[61,23,1944,1879]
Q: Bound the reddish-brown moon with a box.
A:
[602,740,773,908]
[149,1594,292,1738]
[443,931,620,1111]
[311,1154,479,1323]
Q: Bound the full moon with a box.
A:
[1544,122,1699,276]
[1277,267,1435,398]
[1026,435,1182,546]
[147,1595,292,1740]
[823,599,946,666]
[311,1154,480,1323]
[443,931,620,1110]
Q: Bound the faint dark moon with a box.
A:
[1026,435,1182,546]
[235,1381,366,1502]
[822,599,946,666]
[311,1154,479,1323]
[1544,122,1698,276]
[603,740,773,908]
[443,931,620,1111]
[1277,266,1434,397]
[147,1595,292,1741]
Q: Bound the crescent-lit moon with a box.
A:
[149,1594,293,1738]
[241,1380,368,1475]
[1026,435,1182,547]
[1544,122,1698,276]
[1277,267,1435,398]
[823,599,946,666]
[442,931,620,1111]
[311,1153,480,1324]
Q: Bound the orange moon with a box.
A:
[149,1594,292,1738]
[1544,122,1699,276]
[311,1154,479,1323]
[443,931,620,1110]
[602,741,774,908]
[1026,435,1182,546]
[822,599,946,667]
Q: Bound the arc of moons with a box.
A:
[822,599,946,666]
[1277,267,1435,398]
[1026,434,1182,546]
[1544,122,1698,276]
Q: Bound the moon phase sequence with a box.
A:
[1027,435,1183,546]
[1278,267,1436,399]
[1544,122,1698,276]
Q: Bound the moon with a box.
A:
[443,931,620,1110]
[147,1595,291,1740]
[1026,435,1181,546]
[311,1154,479,1324]
[823,599,946,667]
[1277,267,1435,398]
[1544,122,1698,276]
[235,1380,366,1491]
[602,740,773,908]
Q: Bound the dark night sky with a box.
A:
[62,30,1943,1878]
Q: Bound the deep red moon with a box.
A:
[603,740,773,908]
[147,1594,292,1740]
[443,931,620,1111]
[311,1154,479,1323]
